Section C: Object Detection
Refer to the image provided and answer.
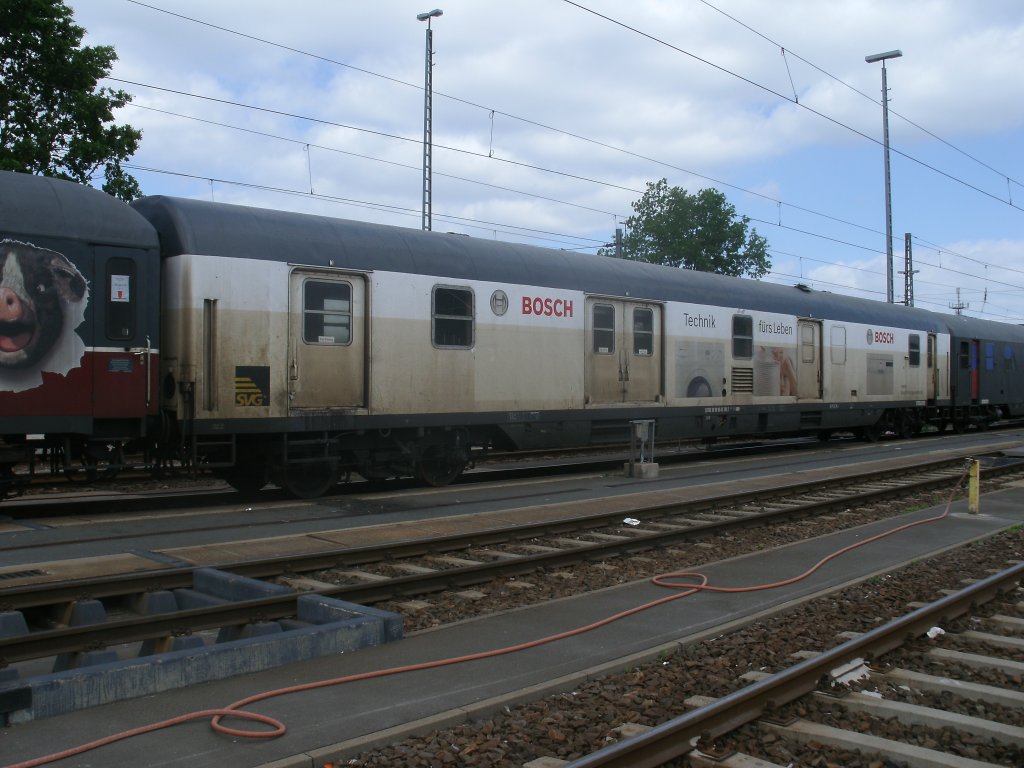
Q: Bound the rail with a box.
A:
[563,561,1024,767]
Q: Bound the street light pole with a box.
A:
[865,49,902,304]
[417,9,443,231]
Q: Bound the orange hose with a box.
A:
[5,466,968,768]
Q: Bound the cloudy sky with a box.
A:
[68,0,1024,322]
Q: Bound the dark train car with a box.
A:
[0,172,161,486]
[945,314,1024,426]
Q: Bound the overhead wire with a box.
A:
[117,77,896,263]
[127,103,626,220]
[561,0,1024,214]
[111,1,958,244]
[114,1,1021,315]
[694,0,1024,193]
[108,77,646,198]
[129,0,1023,207]
[123,163,609,250]
[126,144,1024,318]
[121,84,1021,314]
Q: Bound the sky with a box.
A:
[66,0,1024,323]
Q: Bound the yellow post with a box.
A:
[968,459,980,514]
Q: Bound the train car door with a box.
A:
[970,339,980,400]
[585,298,662,404]
[954,340,972,404]
[92,246,157,423]
[796,320,822,399]
[288,269,366,409]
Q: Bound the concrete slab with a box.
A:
[0,553,166,587]
[1,569,402,724]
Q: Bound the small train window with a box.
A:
[433,286,474,348]
[303,280,351,344]
[592,304,615,354]
[830,326,847,364]
[106,257,136,340]
[633,308,653,356]
[800,324,816,364]
[732,315,752,359]
[908,334,920,367]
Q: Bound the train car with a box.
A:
[945,314,1024,428]
[130,192,993,496]
[0,172,160,494]
[5,171,1024,501]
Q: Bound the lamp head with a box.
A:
[417,9,443,21]
[865,49,902,64]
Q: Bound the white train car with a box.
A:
[133,195,962,496]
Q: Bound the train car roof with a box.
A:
[134,194,1021,337]
[0,171,158,249]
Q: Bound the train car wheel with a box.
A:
[0,463,20,500]
[282,461,339,499]
[860,423,883,442]
[221,469,268,496]
[62,441,124,482]
[416,444,466,487]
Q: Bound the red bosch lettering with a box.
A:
[874,331,894,344]
[521,296,574,318]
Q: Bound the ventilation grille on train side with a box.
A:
[731,367,754,393]
[0,568,47,581]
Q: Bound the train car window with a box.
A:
[800,324,816,363]
[593,304,615,354]
[830,326,847,364]
[106,257,136,340]
[633,308,653,356]
[1005,345,1016,371]
[732,315,752,359]
[959,341,970,369]
[908,335,920,367]
[303,280,351,345]
[985,342,995,370]
[432,286,474,348]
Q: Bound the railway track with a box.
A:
[0,435,825,518]
[1,454,1019,670]
[566,560,1024,768]
[6,425,1013,515]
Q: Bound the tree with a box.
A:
[606,179,770,279]
[0,0,142,201]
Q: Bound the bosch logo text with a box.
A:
[522,296,574,318]
[873,331,894,344]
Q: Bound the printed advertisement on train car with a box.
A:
[672,306,797,398]
[0,239,88,393]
